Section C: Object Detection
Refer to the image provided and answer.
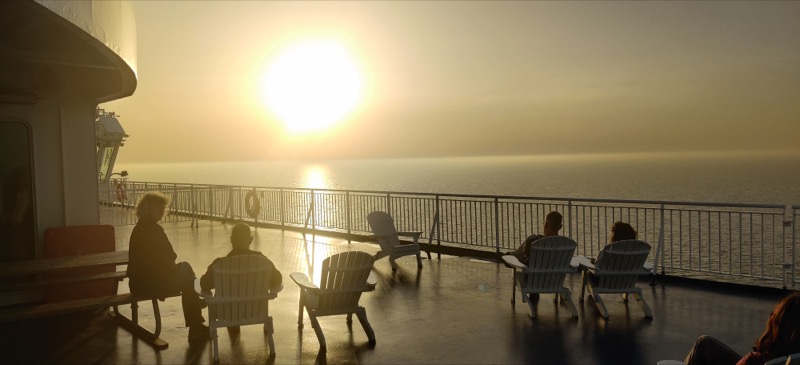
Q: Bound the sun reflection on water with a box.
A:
[301,165,330,190]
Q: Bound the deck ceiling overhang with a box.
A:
[0,1,137,104]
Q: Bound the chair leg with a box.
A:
[346,313,353,325]
[634,291,654,319]
[579,271,587,302]
[389,257,398,272]
[561,291,579,319]
[355,308,376,346]
[510,269,517,305]
[416,253,423,268]
[212,325,220,363]
[309,314,326,349]
[297,296,305,328]
[264,317,276,355]
[527,298,537,320]
[593,292,609,319]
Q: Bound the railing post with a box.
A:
[494,197,500,255]
[793,207,797,288]
[346,191,351,236]
[785,205,796,289]
[190,184,197,228]
[280,189,285,229]
[567,200,573,238]
[312,190,316,231]
[436,195,441,260]
[386,193,392,216]
[651,204,666,286]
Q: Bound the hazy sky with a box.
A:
[102,1,800,163]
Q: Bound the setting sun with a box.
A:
[260,40,364,133]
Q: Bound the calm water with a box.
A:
[116,152,800,206]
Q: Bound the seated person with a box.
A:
[593,221,637,264]
[200,223,283,334]
[508,211,563,302]
[510,211,563,266]
[681,292,800,365]
[128,192,208,341]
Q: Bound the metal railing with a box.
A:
[100,180,798,289]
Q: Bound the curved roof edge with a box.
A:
[35,0,138,102]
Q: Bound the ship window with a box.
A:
[0,121,35,262]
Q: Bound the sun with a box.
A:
[260,40,365,133]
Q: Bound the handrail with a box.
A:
[98,180,798,289]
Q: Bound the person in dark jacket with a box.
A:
[511,211,563,266]
[200,223,282,292]
[200,223,282,335]
[682,292,800,365]
[128,192,207,341]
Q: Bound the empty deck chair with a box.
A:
[203,254,282,362]
[501,236,579,319]
[290,251,377,350]
[367,211,423,271]
[577,239,653,319]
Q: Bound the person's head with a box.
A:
[543,211,563,236]
[135,192,170,221]
[230,223,253,250]
[611,221,637,242]
[755,292,800,357]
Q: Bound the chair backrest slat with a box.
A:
[596,240,651,290]
[367,211,401,249]
[212,254,274,322]
[524,236,577,291]
[318,251,374,312]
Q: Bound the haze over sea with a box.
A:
[117,151,800,206]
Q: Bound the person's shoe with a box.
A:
[188,324,210,342]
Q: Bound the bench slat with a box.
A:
[0,271,128,292]
[0,251,129,278]
[0,293,134,323]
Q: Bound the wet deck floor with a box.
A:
[1,220,790,365]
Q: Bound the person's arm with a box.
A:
[736,352,767,365]
[199,259,218,292]
[270,268,283,291]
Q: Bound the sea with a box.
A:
[116,151,800,207]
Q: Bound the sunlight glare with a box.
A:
[261,41,364,133]
[301,165,330,190]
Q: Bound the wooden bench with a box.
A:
[0,251,178,350]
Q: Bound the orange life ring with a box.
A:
[115,183,127,202]
[245,190,261,219]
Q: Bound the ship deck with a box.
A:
[1,220,790,365]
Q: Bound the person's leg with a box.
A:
[684,335,741,365]
[174,261,205,327]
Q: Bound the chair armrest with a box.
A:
[397,231,422,238]
[366,273,377,290]
[270,283,284,294]
[290,272,320,293]
[643,261,654,271]
[572,255,595,271]
[501,255,527,270]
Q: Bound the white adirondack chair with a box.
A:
[367,211,423,271]
[577,239,653,319]
[290,251,377,349]
[501,236,579,319]
[203,254,282,362]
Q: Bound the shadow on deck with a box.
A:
[1,220,790,365]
